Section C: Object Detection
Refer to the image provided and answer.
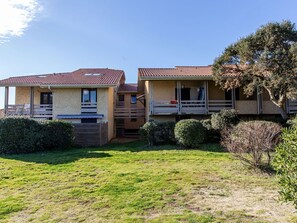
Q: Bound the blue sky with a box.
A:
[0,0,297,107]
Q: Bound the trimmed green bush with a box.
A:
[0,117,74,154]
[140,121,158,146]
[174,119,207,148]
[211,109,239,130]
[140,121,175,146]
[42,120,74,150]
[0,118,44,154]
[273,126,297,208]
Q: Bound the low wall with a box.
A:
[73,123,108,147]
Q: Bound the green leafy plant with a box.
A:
[174,119,207,148]
[273,126,297,208]
[211,109,239,131]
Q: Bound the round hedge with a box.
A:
[174,119,207,148]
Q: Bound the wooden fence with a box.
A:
[73,122,108,147]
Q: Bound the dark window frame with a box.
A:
[40,92,53,104]
[118,94,125,102]
[81,89,97,103]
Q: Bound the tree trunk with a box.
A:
[276,106,289,121]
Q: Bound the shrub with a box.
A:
[42,120,74,150]
[0,117,44,154]
[140,121,175,146]
[174,119,207,148]
[273,126,297,208]
[140,121,158,146]
[221,121,281,169]
[211,109,239,130]
[0,117,74,154]
[200,119,220,142]
[155,121,176,144]
[286,115,297,127]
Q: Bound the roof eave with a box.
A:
[139,76,214,81]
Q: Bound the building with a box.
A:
[0,68,145,142]
[138,66,297,122]
[1,65,296,143]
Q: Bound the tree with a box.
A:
[212,21,297,120]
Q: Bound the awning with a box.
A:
[56,114,104,119]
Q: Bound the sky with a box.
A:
[0,0,297,107]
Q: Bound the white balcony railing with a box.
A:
[150,100,234,115]
[5,104,53,118]
[208,100,233,113]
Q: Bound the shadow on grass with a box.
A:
[100,140,226,153]
[0,148,112,165]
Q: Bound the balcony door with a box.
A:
[40,92,53,104]
[175,88,190,101]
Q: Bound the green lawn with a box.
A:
[0,141,296,223]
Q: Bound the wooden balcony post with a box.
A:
[4,86,9,115]
[30,87,34,117]
[231,88,236,109]
[177,81,181,115]
[204,81,209,114]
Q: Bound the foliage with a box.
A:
[221,121,281,169]
[211,109,239,131]
[0,118,44,154]
[286,115,297,127]
[213,21,297,120]
[140,121,175,146]
[0,117,74,154]
[155,121,176,144]
[174,119,207,148]
[42,120,74,150]
[273,126,297,208]
[200,119,220,142]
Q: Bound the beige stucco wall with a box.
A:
[108,87,115,140]
[152,80,176,101]
[262,101,280,114]
[15,87,51,105]
[52,88,81,121]
[208,81,225,100]
[97,87,115,140]
[236,101,258,114]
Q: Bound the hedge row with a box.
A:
[0,118,74,154]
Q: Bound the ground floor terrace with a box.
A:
[147,80,297,118]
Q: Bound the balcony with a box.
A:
[5,104,53,118]
[150,100,234,115]
[81,102,97,113]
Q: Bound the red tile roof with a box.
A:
[138,66,213,80]
[118,83,138,92]
[0,68,125,87]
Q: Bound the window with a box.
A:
[131,118,137,122]
[81,118,97,123]
[40,93,53,104]
[82,89,97,103]
[118,95,125,102]
[131,94,137,104]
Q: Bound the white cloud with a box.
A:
[0,0,41,43]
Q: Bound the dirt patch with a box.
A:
[187,186,297,222]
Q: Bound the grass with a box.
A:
[0,141,296,222]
